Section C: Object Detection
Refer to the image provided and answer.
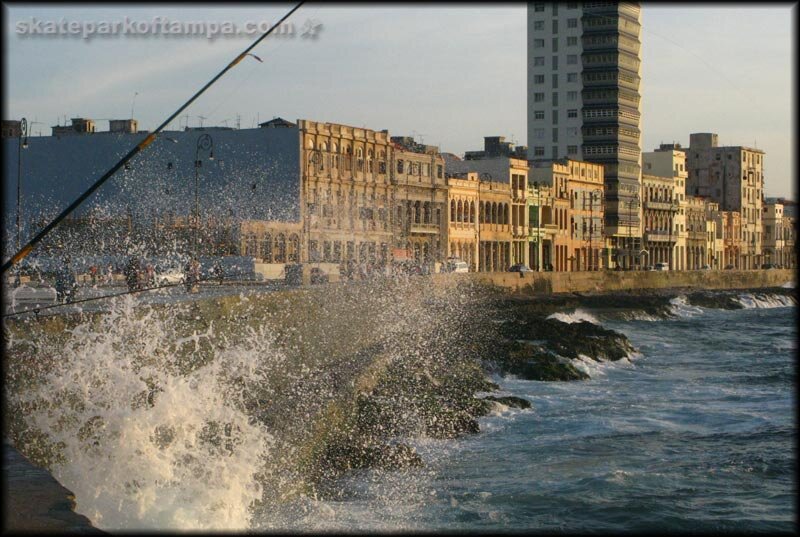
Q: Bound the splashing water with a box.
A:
[7,294,280,531]
[733,293,796,309]
[668,295,706,318]
[545,309,600,325]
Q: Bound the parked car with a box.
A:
[724,264,735,270]
[761,263,777,269]
[508,264,533,273]
[654,262,669,271]
[310,267,329,284]
[700,264,711,270]
[443,258,470,273]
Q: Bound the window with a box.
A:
[552,128,558,143]
[552,109,558,124]
[533,38,545,48]
[534,56,545,66]
[552,56,558,70]
[534,92,544,102]
[552,92,558,105]
[567,145,578,154]
[552,37,558,52]
[567,54,577,65]
[567,36,578,46]
[534,74,545,84]
[567,2,577,8]
[552,74,558,88]
[567,72,578,83]
[566,127,578,137]
[533,128,545,140]
[534,110,544,120]
[437,165,443,179]
[552,20,558,33]
[567,109,578,118]
[567,18,578,28]
[534,146,545,156]
[534,2,544,12]
[552,146,559,159]
[567,91,577,102]
[533,20,544,30]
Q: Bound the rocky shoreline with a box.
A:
[298,284,796,499]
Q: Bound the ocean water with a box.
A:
[259,298,796,532]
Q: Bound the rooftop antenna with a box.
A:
[130,91,139,119]
[198,115,207,128]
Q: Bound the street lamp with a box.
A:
[587,189,603,271]
[627,193,640,270]
[479,172,493,272]
[16,118,29,254]
[194,133,214,259]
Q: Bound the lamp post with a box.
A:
[194,133,214,259]
[627,193,640,270]
[16,118,29,254]
[479,172,493,272]
[587,189,602,271]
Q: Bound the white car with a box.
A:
[157,269,185,285]
[654,262,669,271]
[444,259,470,273]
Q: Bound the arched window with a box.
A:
[414,201,421,224]
[261,233,272,262]
[275,233,286,263]
[332,142,340,170]
[367,149,374,173]
[397,159,404,174]
[288,234,300,262]
[356,147,364,172]
[457,200,463,223]
[469,201,475,223]
[378,150,387,174]
[344,145,352,171]
[450,200,456,222]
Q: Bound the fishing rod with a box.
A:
[1,1,305,275]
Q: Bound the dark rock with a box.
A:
[481,395,531,409]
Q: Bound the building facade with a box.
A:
[686,132,764,269]
[528,1,643,268]
[642,144,687,270]
[390,137,448,268]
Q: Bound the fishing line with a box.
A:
[1,1,305,275]
[2,276,224,319]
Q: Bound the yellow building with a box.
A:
[446,171,480,271]
[390,137,448,269]
[531,159,605,271]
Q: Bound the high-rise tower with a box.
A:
[528,1,643,268]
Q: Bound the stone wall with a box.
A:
[439,269,795,294]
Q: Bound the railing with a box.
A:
[645,230,675,243]
[410,223,439,234]
[645,200,679,211]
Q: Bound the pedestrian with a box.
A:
[55,257,77,303]
[124,257,140,292]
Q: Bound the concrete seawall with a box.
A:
[453,269,794,295]
[3,439,105,533]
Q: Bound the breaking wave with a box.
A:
[734,293,796,309]
[6,295,280,531]
[668,296,706,318]
[546,309,600,325]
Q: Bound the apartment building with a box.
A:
[686,132,764,269]
[528,1,643,268]
[642,144,688,269]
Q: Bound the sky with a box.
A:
[3,3,795,199]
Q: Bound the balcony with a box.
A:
[513,225,526,237]
[410,222,439,234]
[688,230,707,241]
[645,200,679,211]
[644,230,676,243]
